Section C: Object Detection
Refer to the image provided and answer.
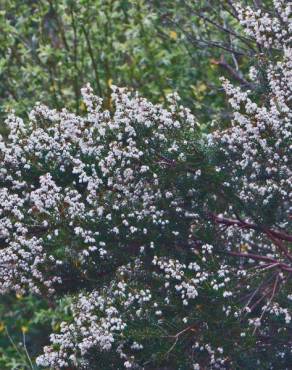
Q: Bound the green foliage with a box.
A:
[0,294,72,369]
[0,1,196,119]
[0,0,247,129]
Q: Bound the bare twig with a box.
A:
[81,25,102,97]
[211,55,254,87]
[166,325,196,356]
[210,213,292,243]
[224,251,292,272]
[23,331,34,370]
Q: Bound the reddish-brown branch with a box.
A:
[225,251,292,272]
[249,286,272,313]
[265,231,292,263]
[211,55,253,87]
[210,213,292,242]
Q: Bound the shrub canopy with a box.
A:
[0,0,291,369]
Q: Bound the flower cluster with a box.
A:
[0,85,196,295]
[36,262,154,368]
[36,257,235,369]
[236,0,291,49]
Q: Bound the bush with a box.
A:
[0,0,291,369]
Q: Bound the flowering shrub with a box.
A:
[0,1,291,369]
[0,85,196,296]
[37,259,234,369]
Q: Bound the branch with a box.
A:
[225,251,292,272]
[211,55,254,87]
[81,25,102,97]
[210,213,292,243]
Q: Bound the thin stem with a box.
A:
[81,25,102,97]
[23,331,34,370]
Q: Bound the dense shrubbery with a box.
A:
[0,0,291,369]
